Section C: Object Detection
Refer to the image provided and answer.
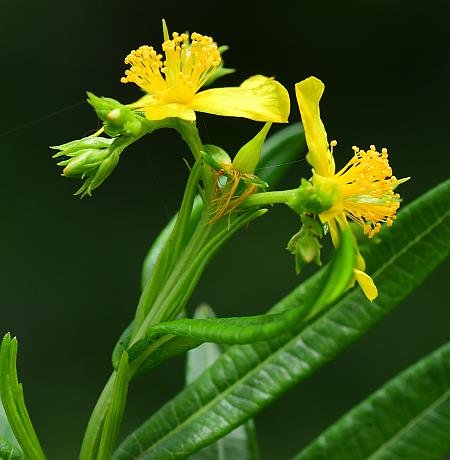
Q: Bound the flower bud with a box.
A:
[87,92,144,137]
[232,122,272,174]
[75,151,120,197]
[51,135,119,197]
[58,149,110,177]
[287,215,323,274]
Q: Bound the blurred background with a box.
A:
[1,0,449,458]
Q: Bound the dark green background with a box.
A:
[1,0,449,458]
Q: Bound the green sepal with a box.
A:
[233,123,272,175]
[288,178,336,215]
[87,92,145,137]
[51,136,113,156]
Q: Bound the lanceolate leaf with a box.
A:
[293,342,450,460]
[187,305,260,460]
[113,179,450,460]
[0,335,45,460]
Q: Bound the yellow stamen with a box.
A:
[334,144,401,238]
[121,31,221,104]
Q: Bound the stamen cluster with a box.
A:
[121,32,221,103]
[336,144,401,238]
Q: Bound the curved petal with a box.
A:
[144,103,196,121]
[295,77,332,176]
[129,95,196,121]
[188,76,290,123]
[354,268,378,301]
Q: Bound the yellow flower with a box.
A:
[121,23,290,123]
[295,76,408,301]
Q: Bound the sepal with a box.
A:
[287,177,338,215]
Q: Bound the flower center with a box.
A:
[121,32,221,104]
[335,144,401,238]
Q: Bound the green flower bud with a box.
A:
[287,177,338,215]
[232,122,272,174]
[87,92,144,137]
[51,135,120,197]
[287,215,323,274]
[58,149,110,177]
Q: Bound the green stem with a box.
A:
[174,120,214,196]
[241,189,297,207]
[79,373,115,460]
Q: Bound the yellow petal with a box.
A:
[129,95,196,121]
[354,269,378,301]
[295,77,331,176]
[188,76,290,123]
[322,212,348,247]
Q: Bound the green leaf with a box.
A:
[187,305,260,460]
[127,230,354,378]
[0,334,45,460]
[113,179,450,460]
[293,342,450,460]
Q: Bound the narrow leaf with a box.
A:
[113,179,450,460]
[187,305,260,460]
[0,334,45,460]
[293,342,450,460]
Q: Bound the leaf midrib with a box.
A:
[365,388,450,460]
[128,200,450,459]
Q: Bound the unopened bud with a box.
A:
[75,150,120,197]
[232,122,272,174]
[59,149,110,177]
[51,134,120,197]
[87,92,144,137]
[287,215,323,274]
